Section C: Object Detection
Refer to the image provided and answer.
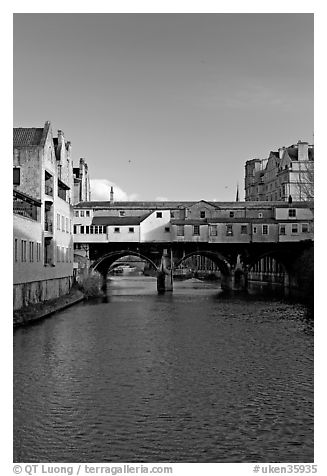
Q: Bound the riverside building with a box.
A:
[245,140,314,202]
[13,121,74,310]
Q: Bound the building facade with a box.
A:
[245,140,314,202]
[13,122,74,310]
[72,200,313,275]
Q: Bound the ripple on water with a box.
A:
[14,277,313,462]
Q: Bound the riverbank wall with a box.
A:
[13,287,84,327]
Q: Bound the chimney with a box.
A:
[297,140,309,161]
[110,186,114,204]
[278,147,286,159]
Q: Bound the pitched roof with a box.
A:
[92,213,151,226]
[76,200,313,210]
[13,128,44,147]
[77,201,198,209]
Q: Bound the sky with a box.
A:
[13,13,313,202]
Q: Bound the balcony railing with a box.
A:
[13,190,40,221]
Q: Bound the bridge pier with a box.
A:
[157,249,173,294]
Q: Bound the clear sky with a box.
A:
[13,13,313,202]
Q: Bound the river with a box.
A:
[13,276,313,463]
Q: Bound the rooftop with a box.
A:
[76,200,313,210]
[92,213,152,226]
[13,128,44,147]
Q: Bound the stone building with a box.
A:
[245,140,314,201]
[13,121,74,310]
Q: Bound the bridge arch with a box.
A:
[90,250,159,277]
[247,251,289,275]
[175,250,231,277]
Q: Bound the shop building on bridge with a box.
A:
[73,199,313,245]
[72,199,313,280]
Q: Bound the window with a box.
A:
[258,212,263,219]
[69,219,72,234]
[57,213,60,230]
[85,226,90,234]
[241,225,247,234]
[73,225,77,234]
[37,243,41,262]
[29,241,34,262]
[302,224,309,233]
[80,211,85,217]
[226,224,233,236]
[86,210,90,217]
[80,226,84,234]
[13,167,20,185]
[200,211,206,218]
[292,224,298,234]
[66,218,69,233]
[262,225,268,235]
[193,225,200,235]
[156,212,162,218]
[253,226,257,234]
[57,246,60,262]
[21,240,27,262]
[289,209,296,218]
[114,227,120,233]
[129,227,135,233]
[171,212,175,218]
[74,211,79,217]
[210,225,218,236]
[229,211,234,218]
[165,227,170,233]
[119,211,126,217]
[66,248,69,262]
[14,238,18,262]
[280,225,286,235]
[177,225,184,236]
[62,216,65,231]
[90,225,106,235]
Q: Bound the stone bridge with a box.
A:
[85,240,313,294]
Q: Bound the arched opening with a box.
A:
[175,251,231,276]
[90,250,159,296]
[174,251,231,291]
[247,252,289,294]
[108,255,149,276]
[91,250,158,277]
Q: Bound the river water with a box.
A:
[13,277,313,463]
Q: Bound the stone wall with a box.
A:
[13,275,73,311]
